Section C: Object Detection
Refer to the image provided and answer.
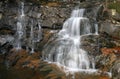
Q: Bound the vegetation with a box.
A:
[108,2,120,13]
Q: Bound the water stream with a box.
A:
[30,20,35,53]
[43,9,96,71]
[14,2,42,52]
[95,23,99,35]
[15,2,25,50]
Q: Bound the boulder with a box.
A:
[112,59,120,79]
[100,22,120,39]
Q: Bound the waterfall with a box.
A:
[71,9,85,17]
[21,2,25,17]
[43,9,95,70]
[95,23,99,35]
[15,22,23,49]
[37,21,42,41]
[93,5,103,35]
[29,19,42,53]
[30,20,35,53]
[15,2,25,50]
[14,2,42,52]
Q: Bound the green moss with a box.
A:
[108,2,120,13]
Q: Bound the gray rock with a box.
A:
[112,59,120,79]
[40,6,71,28]
[100,22,120,39]
[0,35,14,46]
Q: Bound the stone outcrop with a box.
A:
[100,21,120,39]
[0,1,103,29]
[112,59,120,79]
[0,48,111,79]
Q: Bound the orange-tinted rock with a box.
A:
[25,59,41,69]
[96,51,117,72]
[6,48,41,69]
[7,49,28,60]
[99,76,110,79]
[45,2,60,7]
[101,47,120,55]
[101,48,113,55]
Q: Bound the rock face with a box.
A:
[40,5,71,28]
[99,47,120,78]
[0,1,103,29]
[0,1,103,50]
[100,22,120,39]
[0,48,111,79]
[0,2,72,29]
[112,59,120,79]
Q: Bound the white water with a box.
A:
[29,19,42,53]
[93,5,103,35]
[20,2,26,38]
[21,2,25,17]
[30,20,35,53]
[37,21,42,42]
[15,22,23,49]
[43,9,95,70]
[95,23,99,35]
[15,2,42,52]
[15,2,25,50]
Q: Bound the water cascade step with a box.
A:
[15,2,25,50]
[14,2,42,53]
[43,8,95,70]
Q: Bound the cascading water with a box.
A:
[43,9,95,70]
[93,5,103,35]
[29,18,42,53]
[30,20,35,53]
[37,21,42,42]
[15,2,25,50]
[15,22,23,49]
[14,2,42,52]
[18,2,26,38]
[95,23,99,35]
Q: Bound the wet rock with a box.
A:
[0,42,13,54]
[101,47,120,55]
[37,29,58,51]
[96,46,120,72]
[24,59,41,69]
[0,25,15,35]
[0,2,69,32]
[112,59,120,79]
[100,21,120,39]
[0,4,18,27]
[51,23,62,29]
[95,53,116,71]
[6,49,41,68]
[40,6,71,28]
[0,37,7,46]
[0,35,14,54]
[81,32,116,56]
[6,49,27,66]
[98,32,116,48]
[0,1,104,31]
[0,35,14,45]
[81,35,100,56]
